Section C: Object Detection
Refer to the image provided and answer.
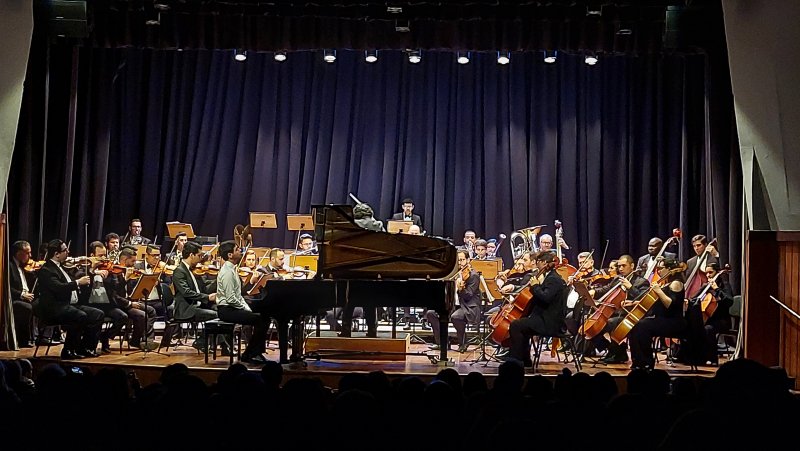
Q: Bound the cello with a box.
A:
[694,264,731,324]
[609,261,687,344]
[579,268,641,339]
[684,237,718,299]
[488,268,542,347]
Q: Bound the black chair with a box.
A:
[717,295,742,359]
[101,316,128,354]
[532,332,582,373]
[33,320,62,357]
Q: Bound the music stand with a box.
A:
[126,273,165,357]
[165,222,196,239]
[386,220,413,234]
[287,214,314,251]
[468,273,502,366]
[289,254,318,272]
[134,245,149,261]
[250,212,278,229]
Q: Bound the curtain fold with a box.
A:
[8,46,742,286]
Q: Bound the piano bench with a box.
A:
[203,319,242,365]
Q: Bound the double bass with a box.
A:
[684,237,718,299]
[609,261,688,344]
[553,220,578,282]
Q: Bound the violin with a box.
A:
[193,263,220,276]
[24,260,45,272]
[456,264,472,290]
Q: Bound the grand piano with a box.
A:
[252,204,458,363]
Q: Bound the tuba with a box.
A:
[510,225,545,260]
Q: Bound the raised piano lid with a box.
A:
[312,204,458,280]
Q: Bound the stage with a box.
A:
[1,323,724,390]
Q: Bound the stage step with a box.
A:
[305,332,411,361]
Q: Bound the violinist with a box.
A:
[424,250,480,353]
[496,252,535,299]
[296,233,318,255]
[9,240,37,347]
[36,239,103,360]
[104,247,158,351]
[133,244,170,317]
[564,251,600,340]
[122,218,152,246]
[216,240,269,364]
[627,258,687,370]
[81,241,127,354]
[588,255,650,364]
[165,231,189,266]
[167,241,218,351]
[499,251,568,367]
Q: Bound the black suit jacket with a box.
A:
[172,261,212,320]
[528,269,568,336]
[390,212,423,228]
[36,260,83,317]
[637,252,677,272]
[8,259,35,301]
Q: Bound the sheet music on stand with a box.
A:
[165,222,196,238]
[127,273,165,357]
[386,220,413,234]
[249,212,278,229]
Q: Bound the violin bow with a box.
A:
[598,239,609,271]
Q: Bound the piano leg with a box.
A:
[438,309,449,361]
[276,319,290,363]
[290,316,305,362]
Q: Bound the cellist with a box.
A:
[496,252,535,299]
[689,262,734,365]
[588,255,650,364]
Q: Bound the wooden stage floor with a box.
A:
[1,325,724,389]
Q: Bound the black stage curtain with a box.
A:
[7,44,742,286]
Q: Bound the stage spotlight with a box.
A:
[323,49,336,63]
[234,49,247,62]
[365,50,378,63]
[584,52,598,65]
[408,49,421,64]
[457,52,470,65]
[543,50,557,64]
[274,51,287,62]
[497,51,510,65]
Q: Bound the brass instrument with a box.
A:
[510,225,545,260]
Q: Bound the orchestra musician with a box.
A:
[499,251,568,367]
[486,239,497,259]
[9,240,37,347]
[134,244,171,317]
[538,234,554,253]
[685,234,719,278]
[473,239,488,260]
[588,255,650,364]
[105,247,159,351]
[168,241,218,351]
[627,258,688,370]
[296,233,318,255]
[424,250,480,353]
[688,262,734,366]
[122,218,152,246]
[36,239,103,360]
[407,224,422,235]
[391,197,423,229]
[165,231,189,266]
[462,230,477,258]
[496,252,535,299]
[105,232,121,262]
[636,237,677,273]
[216,240,269,364]
[84,241,128,354]
[564,251,600,340]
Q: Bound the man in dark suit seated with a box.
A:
[36,239,104,360]
[168,241,219,350]
[390,197,423,229]
[9,240,37,347]
[636,237,677,275]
